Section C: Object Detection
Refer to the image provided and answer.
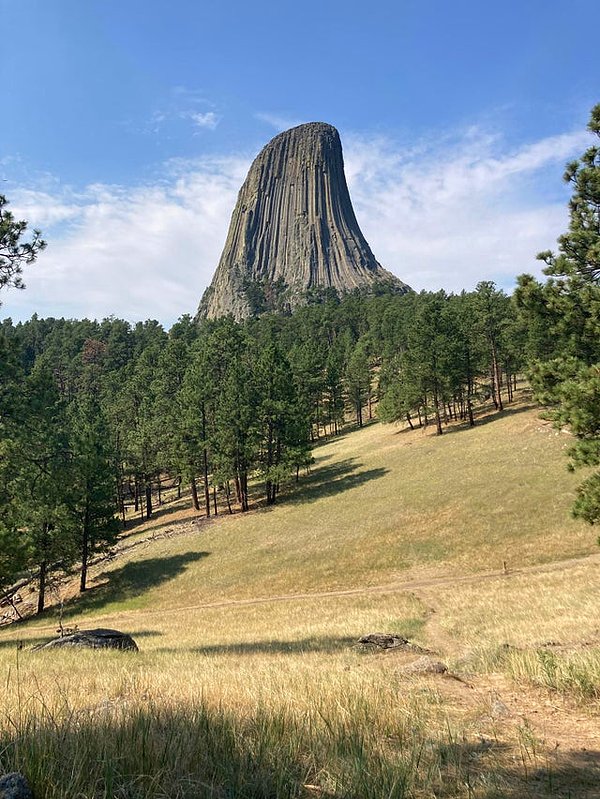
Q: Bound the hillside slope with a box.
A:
[2,398,599,798]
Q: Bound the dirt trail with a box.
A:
[24,547,600,633]
[106,547,600,614]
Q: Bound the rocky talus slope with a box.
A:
[197,122,410,320]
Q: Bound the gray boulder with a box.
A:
[358,633,410,649]
[0,772,33,799]
[33,628,138,652]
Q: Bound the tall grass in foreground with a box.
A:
[0,658,512,799]
[506,648,600,700]
[462,644,600,702]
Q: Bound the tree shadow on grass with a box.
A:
[64,551,210,615]
[443,743,600,798]
[280,458,389,507]
[389,400,538,439]
[158,635,357,657]
[119,500,194,539]
[441,400,538,436]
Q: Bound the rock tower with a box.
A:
[197,122,409,320]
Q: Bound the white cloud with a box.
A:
[1,122,591,325]
[184,111,221,131]
[4,156,249,324]
[343,126,591,293]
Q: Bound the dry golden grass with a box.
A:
[1,397,599,797]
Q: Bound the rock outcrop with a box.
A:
[357,633,431,653]
[197,122,410,320]
[32,628,138,652]
[358,633,411,650]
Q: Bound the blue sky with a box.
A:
[1,0,598,325]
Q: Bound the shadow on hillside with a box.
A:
[441,400,538,436]
[119,500,193,539]
[160,635,357,657]
[281,458,389,507]
[61,551,210,615]
[390,400,538,439]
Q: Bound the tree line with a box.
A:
[0,280,524,614]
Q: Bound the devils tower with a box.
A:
[197,122,410,320]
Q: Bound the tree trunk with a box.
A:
[433,386,443,436]
[201,405,211,518]
[80,501,90,593]
[406,413,414,430]
[116,477,125,527]
[38,559,47,615]
[357,403,363,428]
[239,470,249,512]
[467,374,475,427]
[202,450,210,518]
[467,393,475,427]
[505,368,513,403]
[492,345,503,411]
[213,485,218,515]
[190,478,200,511]
[145,481,153,519]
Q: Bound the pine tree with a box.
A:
[15,365,76,613]
[0,194,46,300]
[255,336,310,503]
[517,104,600,524]
[0,335,28,597]
[474,282,510,411]
[69,389,120,592]
[345,338,371,428]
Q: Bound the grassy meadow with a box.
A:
[1,395,600,798]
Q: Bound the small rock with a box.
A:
[32,628,138,652]
[402,656,448,675]
[0,772,33,799]
[491,699,511,718]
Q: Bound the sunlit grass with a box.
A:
[1,396,599,796]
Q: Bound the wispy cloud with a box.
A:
[131,88,221,137]
[183,111,221,131]
[344,126,590,293]
[255,112,304,132]
[4,157,249,323]
[2,121,591,325]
